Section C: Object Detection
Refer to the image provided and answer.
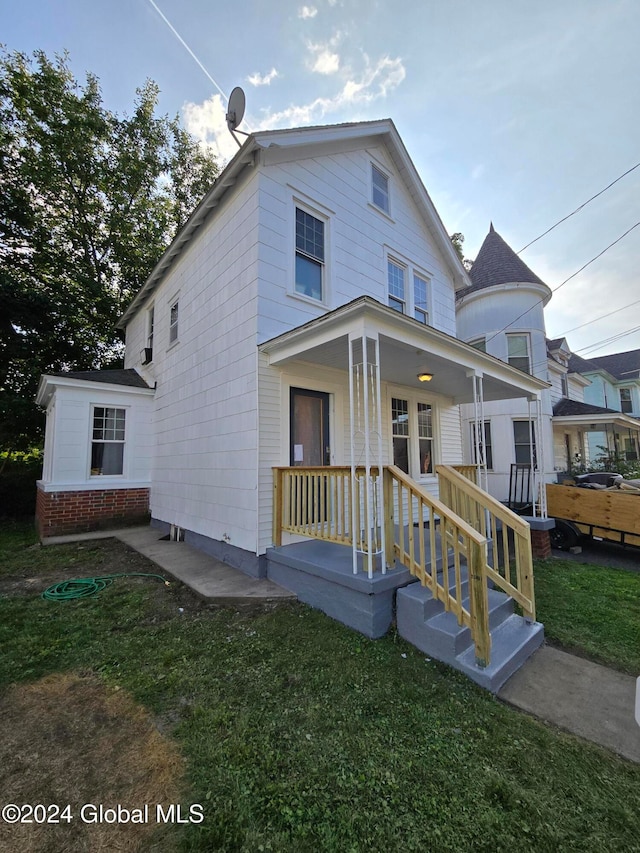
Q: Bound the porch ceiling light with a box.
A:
[417,373,433,382]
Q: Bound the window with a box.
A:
[513,420,537,465]
[417,403,433,474]
[391,396,436,477]
[413,274,429,325]
[391,397,409,473]
[91,407,125,475]
[471,421,493,470]
[561,372,569,397]
[372,164,389,213]
[388,260,406,313]
[295,207,324,301]
[169,300,179,345]
[620,388,632,414]
[147,306,154,352]
[469,337,486,352]
[507,334,530,373]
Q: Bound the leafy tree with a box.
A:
[0,49,219,451]
[450,232,473,271]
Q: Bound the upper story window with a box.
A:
[169,299,179,345]
[620,388,632,413]
[561,372,569,397]
[469,337,486,352]
[507,333,530,373]
[372,164,390,213]
[295,207,325,301]
[413,274,429,325]
[388,260,406,313]
[147,306,154,351]
[91,407,125,476]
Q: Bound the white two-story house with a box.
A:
[36,120,549,689]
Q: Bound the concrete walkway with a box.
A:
[44,525,295,604]
[499,645,640,763]
[42,526,639,762]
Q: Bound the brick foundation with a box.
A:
[36,486,150,538]
[530,528,552,559]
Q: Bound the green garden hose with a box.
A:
[41,572,170,601]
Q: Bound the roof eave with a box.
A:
[36,374,155,407]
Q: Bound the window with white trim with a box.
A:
[147,306,154,352]
[620,388,632,413]
[91,407,125,475]
[295,207,325,301]
[169,299,179,345]
[507,333,530,373]
[388,260,406,314]
[372,164,390,213]
[391,396,436,478]
[469,337,486,352]
[413,274,429,325]
[513,420,537,465]
[471,421,493,469]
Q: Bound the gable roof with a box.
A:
[457,224,548,300]
[587,348,640,381]
[118,119,470,328]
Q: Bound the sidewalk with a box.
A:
[499,645,640,763]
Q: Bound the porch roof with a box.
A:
[260,297,548,404]
[552,398,640,432]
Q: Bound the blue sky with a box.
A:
[4,0,640,356]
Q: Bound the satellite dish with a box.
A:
[226,87,246,132]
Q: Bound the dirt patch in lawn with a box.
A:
[0,672,186,852]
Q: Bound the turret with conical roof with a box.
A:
[458,223,546,299]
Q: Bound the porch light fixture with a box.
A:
[417,373,433,382]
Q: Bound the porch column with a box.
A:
[468,370,488,492]
[528,394,547,518]
[348,332,385,578]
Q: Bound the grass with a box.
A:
[533,557,640,675]
[0,525,639,851]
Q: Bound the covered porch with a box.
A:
[552,399,640,473]
[259,298,548,689]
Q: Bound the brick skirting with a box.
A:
[530,528,552,560]
[36,486,150,538]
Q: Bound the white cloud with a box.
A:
[311,50,340,75]
[182,54,406,165]
[182,94,240,165]
[247,68,279,87]
[257,55,406,129]
[298,5,317,18]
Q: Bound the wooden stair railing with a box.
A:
[436,464,536,622]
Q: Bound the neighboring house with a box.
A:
[455,225,640,498]
[36,120,550,690]
[456,224,555,502]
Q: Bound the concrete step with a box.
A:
[396,585,513,660]
[455,615,545,693]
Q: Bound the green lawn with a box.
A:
[533,557,640,675]
[0,525,639,851]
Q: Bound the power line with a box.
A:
[575,324,640,356]
[484,220,640,345]
[555,296,640,337]
[517,161,640,254]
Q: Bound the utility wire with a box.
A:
[517,161,640,254]
[484,220,640,345]
[555,296,640,337]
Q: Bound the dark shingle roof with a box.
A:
[457,224,546,299]
[567,352,599,375]
[553,398,619,417]
[587,348,640,380]
[49,369,151,389]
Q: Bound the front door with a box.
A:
[290,388,330,466]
